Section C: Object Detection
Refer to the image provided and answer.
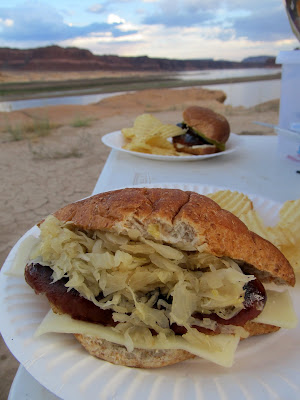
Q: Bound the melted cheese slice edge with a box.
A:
[35,310,240,368]
[34,289,298,368]
[253,289,298,329]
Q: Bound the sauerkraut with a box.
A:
[30,215,253,348]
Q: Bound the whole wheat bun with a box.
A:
[74,334,196,368]
[49,302,196,368]
[54,187,295,286]
[173,143,219,156]
[183,106,230,144]
[50,299,280,368]
[50,188,294,368]
[73,323,280,368]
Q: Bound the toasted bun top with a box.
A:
[53,188,295,286]
[183,106,230,144]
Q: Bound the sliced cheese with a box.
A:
[35,310,240,368]
[6,235,40,277]
[253,289,298,329]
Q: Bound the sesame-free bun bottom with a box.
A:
[74,321,280,369]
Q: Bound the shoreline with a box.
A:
[0,72,281,102]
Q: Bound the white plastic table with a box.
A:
[7,135,300,399]
[92,135,300,202]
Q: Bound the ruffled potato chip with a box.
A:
[121,114,184,156]
[207,190,253,218]
[207,190,299,273]
[265,225,296,247]
[279,244,300,272]
[122,114,163,139]
[239,210,270,240]
[277,199,300,238]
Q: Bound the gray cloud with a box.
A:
[86,3,106,14]
[142,0,294,41]
[142,0,215,27]
[0,0,295,53]
[0,2,137,42]
[230,8,294,41]
[143,11,214,27]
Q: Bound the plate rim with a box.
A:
[101,130,242,161]
[1,183,299,400]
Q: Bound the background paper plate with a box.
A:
[101,131,241,161]
[1,183,300,400]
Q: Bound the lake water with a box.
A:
[203,80,281,107]
[0,92,126,112]
[175,68,282,107]
[174,67,280,81]
[0,68,281,112]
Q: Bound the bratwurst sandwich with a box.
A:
[173,106,230,155]
[25,188,297,368]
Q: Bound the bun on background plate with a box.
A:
[173,106,231,155]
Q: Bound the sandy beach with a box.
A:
[0,85,279,400]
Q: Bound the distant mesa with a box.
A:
[0,45,277,72]
[242,55,277,64]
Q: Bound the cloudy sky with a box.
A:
[0,0,298,61]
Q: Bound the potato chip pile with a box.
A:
[122,114,185,156]
[207,190,300,274]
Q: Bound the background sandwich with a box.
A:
[173,106,230,155]
[24,188,297,368]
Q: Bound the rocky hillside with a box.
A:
[0,45,277,72]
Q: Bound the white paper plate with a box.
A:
[101,131,241,161]
[1,183,300,400]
